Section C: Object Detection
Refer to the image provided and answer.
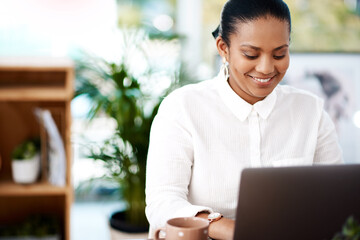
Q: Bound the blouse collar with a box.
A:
[216,70,277,122]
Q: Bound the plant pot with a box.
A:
[109,211,149,240]
[110,210,149,233]
[11,153,40,184]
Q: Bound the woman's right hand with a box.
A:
[196,212,235,240]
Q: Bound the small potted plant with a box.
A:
[332,216,360,240]
[11,138,41,184]
[0,214,60,239]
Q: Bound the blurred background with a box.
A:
[0,0,359,239]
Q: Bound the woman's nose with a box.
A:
[255,56,274,75]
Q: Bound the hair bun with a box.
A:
[212,25,220,39]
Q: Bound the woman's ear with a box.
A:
[216,36,229,61]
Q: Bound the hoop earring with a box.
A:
[220,57,229,80]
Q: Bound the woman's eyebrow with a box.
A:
[240,44,289,51]
[274,44,289,51]
[240,44,260,50]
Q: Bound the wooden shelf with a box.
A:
[0,57,73,240]
[0,56,74,70]
[0,88,72,101]
[0,180,71,196]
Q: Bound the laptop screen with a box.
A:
[233,164,360,240]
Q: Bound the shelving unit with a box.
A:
[0,57,73,240]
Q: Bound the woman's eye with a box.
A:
[273,55,285,60]
[244,54,258,60]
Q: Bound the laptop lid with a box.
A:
[233,164,360,240]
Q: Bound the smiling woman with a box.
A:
[216,16,290,104]
[145,0,344,239]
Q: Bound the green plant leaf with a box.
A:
[11,138,40,160]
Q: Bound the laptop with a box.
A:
[233,164,360,240]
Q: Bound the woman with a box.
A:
[145,0,343,239]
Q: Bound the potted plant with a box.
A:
[74,54,159,232]
[11,138,41,184]
[74,29,194,234]
[73,30,164,233]
[332,216,360,240]
[0,214,60,239]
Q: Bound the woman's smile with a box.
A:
[248,74,277,86]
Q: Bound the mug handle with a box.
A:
[154,227,166,240]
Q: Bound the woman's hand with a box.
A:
[196,212,235,240]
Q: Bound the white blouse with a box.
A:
[145,71,343,232]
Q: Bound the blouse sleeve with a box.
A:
[314,109,344,164]
[145,94,213,230]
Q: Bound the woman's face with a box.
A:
[217,16,290,104]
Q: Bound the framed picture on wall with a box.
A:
[283,52,360,163]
